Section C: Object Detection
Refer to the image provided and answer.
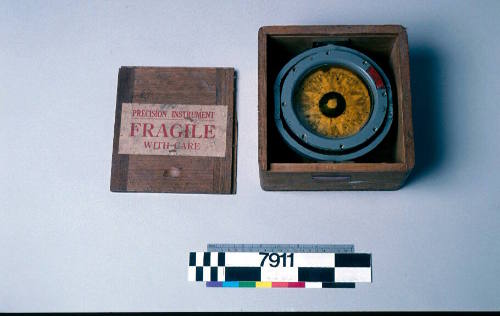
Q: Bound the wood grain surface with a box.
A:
[110,67,237,194]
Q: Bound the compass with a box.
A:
[274,44,393,161]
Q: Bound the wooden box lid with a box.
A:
[110,67,237,194]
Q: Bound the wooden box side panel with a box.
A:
[391,29,415,173]
[110,67,236,194]
[260,170,410,191]
[258,28,269,172]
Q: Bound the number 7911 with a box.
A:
[259,252,294,267]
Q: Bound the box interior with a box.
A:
[265,33,405,168]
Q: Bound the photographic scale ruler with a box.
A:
[188,244,371,288]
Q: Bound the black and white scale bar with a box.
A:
[188,252,370,268]
[188,252,371,283]
[189,252,225,267]
[207,243,354,253]
[188,266,371,283]
[301,282,356,289]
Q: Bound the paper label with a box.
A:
[118,103,228,157]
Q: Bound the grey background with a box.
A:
[1,0,499,312]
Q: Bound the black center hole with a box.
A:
[319,91,346,118]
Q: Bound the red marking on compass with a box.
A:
[367,66,385,89]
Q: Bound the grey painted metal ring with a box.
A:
[274,44,393,161]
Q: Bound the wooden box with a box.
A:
[258,25,415,190]
[110,67,237,194]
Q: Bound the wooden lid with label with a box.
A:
[110,67,237,194]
